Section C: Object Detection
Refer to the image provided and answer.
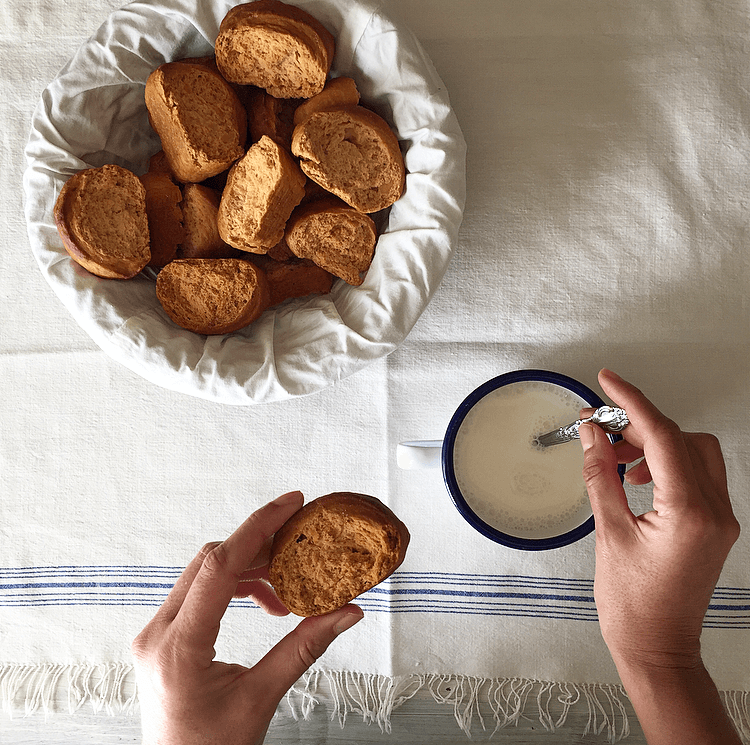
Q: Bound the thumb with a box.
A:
[580,423,633,532]
[250,604,364,702]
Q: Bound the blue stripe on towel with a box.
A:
[0,567,747,628]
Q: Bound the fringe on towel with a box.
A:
[2,664,750,744]
[285,673,750,744]
[285,672,635,743]
[0,663,137,718]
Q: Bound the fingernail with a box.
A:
[272,491,303,507]
[334,612,363,636]
[579,423,596,451]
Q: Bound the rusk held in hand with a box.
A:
[268,492,410,617]
[54,164,150,279]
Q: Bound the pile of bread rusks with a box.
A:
[54,0,406,335]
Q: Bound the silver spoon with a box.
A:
[534,406,629,447]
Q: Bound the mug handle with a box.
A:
[396,440,443,469]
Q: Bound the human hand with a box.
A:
[579,369,740,671]
[131,491,364,745]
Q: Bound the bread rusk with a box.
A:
[215,0,334,99]
[174,55,221,74]
[156,258,270,335]
[266,235,295,262]
[218,135,306,252]
[53,164,150,279]
[291,105,405,213]
[245,87,301,150]
[175,55,253,113]
[268,492,410,617]
[293,76,360,126]
[252,255,334,306]
[285,197,376,285]
[140,172,184,268]
[178,184,242,260]
[147,149,173,176]
[145,61,247,183]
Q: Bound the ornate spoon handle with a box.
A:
[535,406,629,447]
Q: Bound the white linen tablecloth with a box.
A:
[2,0,749,741]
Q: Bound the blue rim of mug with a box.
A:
[442,369,626,551]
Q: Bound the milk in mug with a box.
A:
[452,381,593,540]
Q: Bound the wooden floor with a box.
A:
[2,686,647,745]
